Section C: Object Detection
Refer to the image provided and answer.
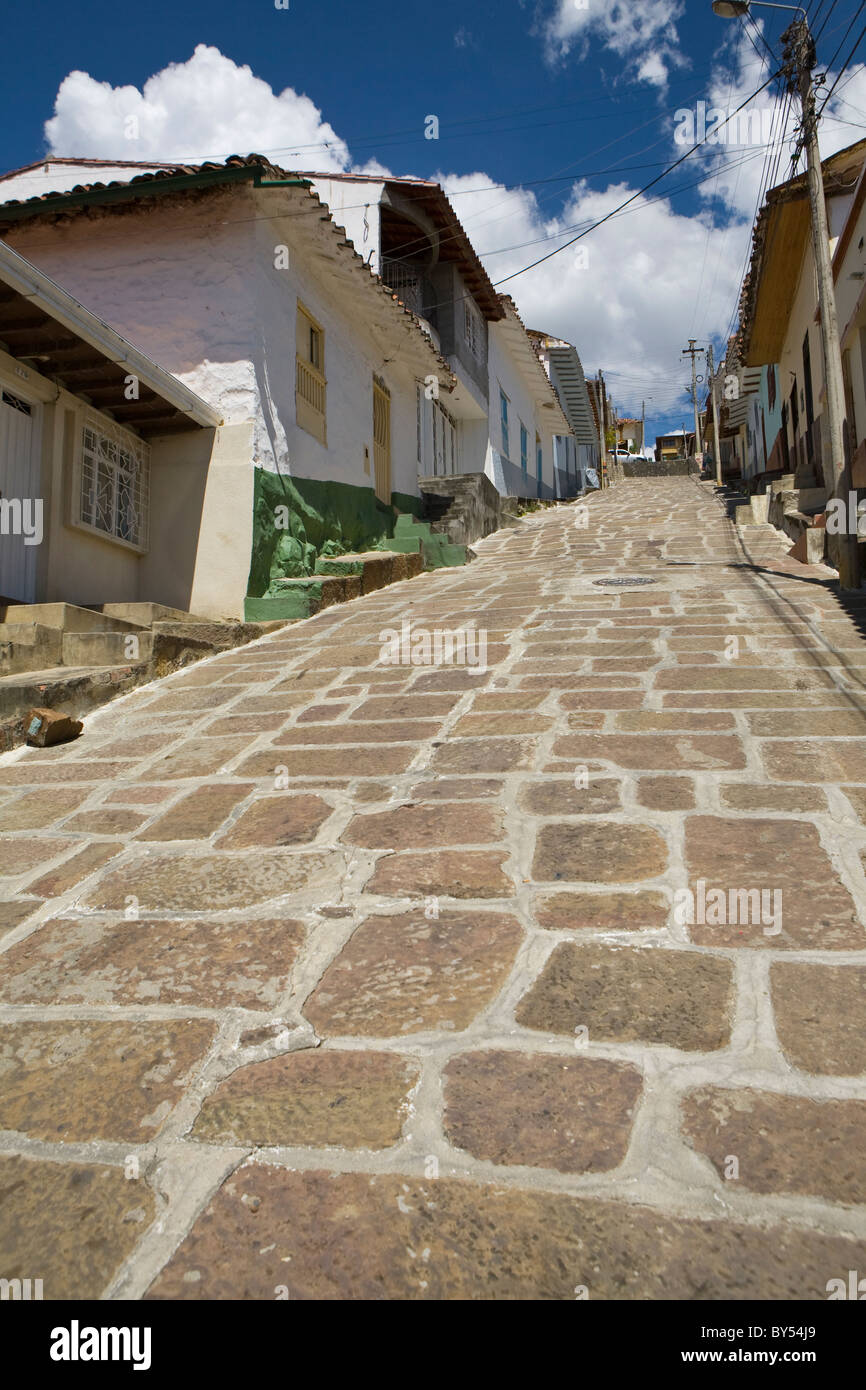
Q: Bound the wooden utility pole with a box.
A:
[682,339,704,457]
[707,344,722,486]
[782,18,858,587]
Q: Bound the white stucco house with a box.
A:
[0,236,235,614]
[528,330,601,495]
[0,155,456,618]
[303,174,572,499]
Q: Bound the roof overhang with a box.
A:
[739,138,866,367]
[496,298,572,434]
[742,195,811,367]
[261,182,456,392]
[0,158,311,230]
[544,344,599,445]
[0,239,222,435]
[299,172,504,322]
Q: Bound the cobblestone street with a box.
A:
[3,476,866,1300]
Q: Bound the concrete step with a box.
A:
[0,602,148,635]
[61,630,153,667]
[788,527,828,566]
[247,550,425,623]
[246,576,358,622]
[314,550,422,594]
[0,623,63,675]
[394,515,433,540]
[0,663,149,747]
[100,602,214,626]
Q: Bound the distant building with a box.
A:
[527,330,600,496]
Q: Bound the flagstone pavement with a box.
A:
[2,476,866,1300]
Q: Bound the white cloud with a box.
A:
[543,0,686,88]
[638,52,670,89]
[43,37,866,425]
[45,44,351,171]
[440,170,743,417]
[676,25,866,223]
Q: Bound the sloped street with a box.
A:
[2,476,866,1300]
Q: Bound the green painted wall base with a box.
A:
[245,472,466,621]
[247,471,425,602]
[395,514,468,569]
[313,557,365,578]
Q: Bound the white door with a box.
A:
[0,388,39,602]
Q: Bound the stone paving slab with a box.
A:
[2,477,866,1301]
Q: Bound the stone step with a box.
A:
[0,602,148,635]
[314,551,411,594]
[247,550,425,623]
[0,623,63,675]
[394,514,433,540]
[61,630,154,667]
[100,601,214,626]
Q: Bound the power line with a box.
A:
[817,9,866,114]
[819,0,866,78]
[492,63,785,290]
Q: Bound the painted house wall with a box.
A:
[486,322,555,496]
[309,178,384,273]
[0,344,222,611]
[835,190,866,464]
[6,185,427,503]
[252,203,420,498]
[770,188,862,486]
[5,188,259,420]
[0,163,169,203]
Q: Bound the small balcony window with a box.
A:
[296,301,327,446]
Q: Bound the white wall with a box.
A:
[0,162,168,203]
[253,204,420,497]
[309,179,384,273]
[7,184,425,502]
[486,322,557,492]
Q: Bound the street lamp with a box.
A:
[711,0,857,586]
[712,1,807,15]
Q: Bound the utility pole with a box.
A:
[782,17,858,587]
[682,339,704,458]
[707,344,722,487]
[641,399,646,453]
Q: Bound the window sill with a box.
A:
[67,518,149,555]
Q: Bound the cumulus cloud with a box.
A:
[440,170,742,416]
[45,44,351,171]
[543,0,686,88]
[40,35,865,425]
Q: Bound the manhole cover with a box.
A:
[592,577,657,588]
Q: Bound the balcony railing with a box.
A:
[381,259,436,326]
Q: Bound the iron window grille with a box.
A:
[78,411,150,551]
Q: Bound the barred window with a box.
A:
[78,412,150,550]
[464,299,483,359]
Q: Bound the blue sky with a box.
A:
[2,0,865,441]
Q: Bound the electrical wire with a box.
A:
[492,63,786,290]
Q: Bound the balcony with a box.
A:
[381,259,438,331]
